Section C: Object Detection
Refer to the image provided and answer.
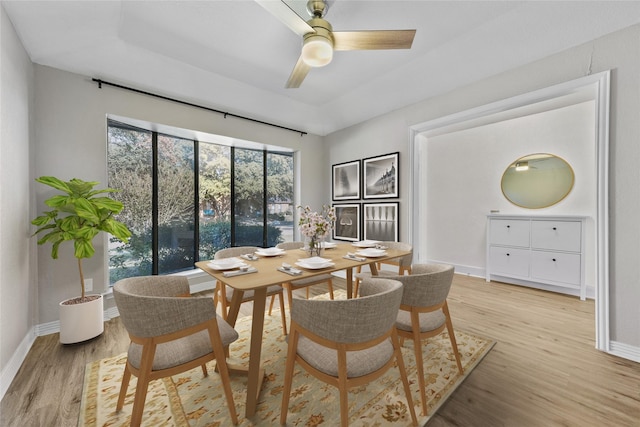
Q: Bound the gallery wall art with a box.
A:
[332,160,361,201]
[363,152,399,199]
[332,203,361,241]
[363,202,399,242]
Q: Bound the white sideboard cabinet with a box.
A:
[486,215,587,300]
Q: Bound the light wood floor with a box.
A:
[1,276,639,426]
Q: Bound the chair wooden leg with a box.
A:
[201,363,209,377]
[392,330,418,426]
[116,363,132,411]
[268,294,276,315]
[339,386,349,427]
[219,282,229,320]
[328,279,335,299]
[443,301,464,374]
[411,312,429,416]
[212,290,219,312]
[278,292,288,335]
[337,351,349,427]
[130,345,155,427]
[209,327,239,425]
[280,329,300,425]
[305,287,310,299]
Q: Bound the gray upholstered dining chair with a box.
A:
[280,278,418,427]
[276,241,335,304]
[113,275,239,426]
[214,246,288,335]
[353,241,413,297]
[387,263,463,416]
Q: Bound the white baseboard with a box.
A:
[0,327,36,402]
[609,341,640,363]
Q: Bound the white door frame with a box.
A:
[408,71,610,352]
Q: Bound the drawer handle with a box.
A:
[506,225,510,228]
[553,227,557,231]
[552,258,557,262]
[506,253,510,256]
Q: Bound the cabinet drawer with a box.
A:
[531,220,581,252]
[489,219,530,247]
[489,246,530,277]
[531,251,581,286]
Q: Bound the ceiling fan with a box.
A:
[256,0,416,88]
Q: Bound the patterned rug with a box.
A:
[79,291,494,426]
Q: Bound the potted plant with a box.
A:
[31,176,131,344]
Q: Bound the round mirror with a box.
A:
[501,153,574,209]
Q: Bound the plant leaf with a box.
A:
[75,197,100,223]
[36,176,71,194]
[74,239,95,259]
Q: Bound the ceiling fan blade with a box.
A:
[333,30,416,51]
[285,56,312,88]
[255,0,314,36]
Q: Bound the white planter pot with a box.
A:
[59,294,104,344]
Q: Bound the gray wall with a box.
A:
[0,6,36,391]
[325,24,640,350]
[32,65,326,324]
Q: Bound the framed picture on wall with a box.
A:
[363,202,399,242]
[332,204,361,241]
[363,152,399,199]
[332,160,361,200]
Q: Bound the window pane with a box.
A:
[107,122,153,283]
[267,152,294,244]
[199,143,231,260]
[234,149,264,246]
[108,119,296,271]
[157,134,195,274]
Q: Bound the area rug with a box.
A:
[79,291,495,426]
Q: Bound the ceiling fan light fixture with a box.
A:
[302,34,333,67]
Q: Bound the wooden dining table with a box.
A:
[195,242,411,418]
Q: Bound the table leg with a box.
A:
[225,289,244,328]
[245,287,268,417]
[346,267,353,299]
[369,262,379,276]
[218,288,266,408]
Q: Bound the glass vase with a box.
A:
[306,234,324,258]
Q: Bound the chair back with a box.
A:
[382,241,413,268]
[390,263,454,308]
[291,278,402,344]
[214,246,260,259]
[276,241,304,250]
[114,275,217,339]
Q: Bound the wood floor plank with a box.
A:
[1,275,639,426]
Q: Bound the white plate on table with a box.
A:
[255,247,285,257]
[296,256,335,270]
[352,240,381,248]
[208,258,247,270]
[355,248,388,258]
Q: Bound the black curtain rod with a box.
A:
[92,78,307,136]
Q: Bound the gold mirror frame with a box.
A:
[501,153,575,209]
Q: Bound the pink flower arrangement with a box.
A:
[298,205,336,239]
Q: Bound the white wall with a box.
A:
[0,5,36,398]
[326,24,640,350]
[32,65,326,324]
[424,101,596,289]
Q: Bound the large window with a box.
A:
[107,119,294,284]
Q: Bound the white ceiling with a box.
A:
[3,0,640,136]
